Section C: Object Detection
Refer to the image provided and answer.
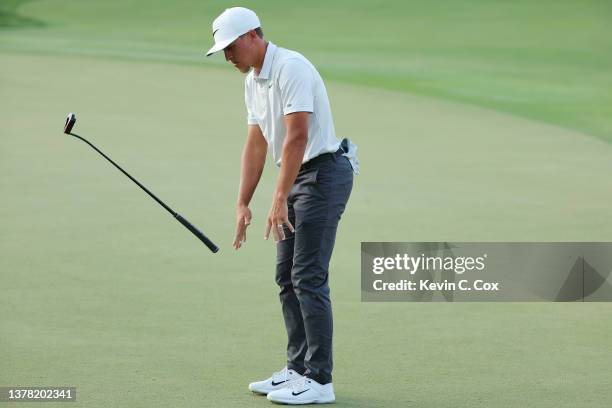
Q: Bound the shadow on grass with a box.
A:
[0,0,46,29]
[248,393,419,407]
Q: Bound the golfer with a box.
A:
[206,7,358,405]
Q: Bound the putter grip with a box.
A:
[175,213,219,253]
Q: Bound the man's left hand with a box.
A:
[264,197,295,242]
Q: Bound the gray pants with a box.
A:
[275,151,353,385]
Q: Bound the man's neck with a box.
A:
[253,41,269,76]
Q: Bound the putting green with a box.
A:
[2,51,612,407]
[3,0,612,407]
[1,0,612,142]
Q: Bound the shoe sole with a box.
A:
[250,390,269,395]
[249,385,287,395]
[268,396,335,405]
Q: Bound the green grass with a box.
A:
[1,0,611,141]
[2,1,612,407]
[0,0,45,28]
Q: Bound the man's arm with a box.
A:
[264,111,309,241]
[233,124,267,249]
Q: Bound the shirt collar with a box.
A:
[254,42,276,80]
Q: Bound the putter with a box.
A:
[62,113,219,253]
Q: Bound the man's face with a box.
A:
[223,34,252,74]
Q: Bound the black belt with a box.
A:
[300,139,348,171]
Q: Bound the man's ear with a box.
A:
[247,29,258,40]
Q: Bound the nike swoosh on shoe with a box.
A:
[291,389,309,396]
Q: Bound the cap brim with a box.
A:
[205,37,236,57]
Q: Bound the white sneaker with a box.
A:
[248,367,304,395]
[267,377,335,404]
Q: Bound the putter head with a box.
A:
[64,113,76,134]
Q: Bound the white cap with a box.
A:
[206,7,261,56]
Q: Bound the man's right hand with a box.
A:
[234,124,267,250]
[233,205,252,250]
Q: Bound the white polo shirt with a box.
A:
[244,42,341,166]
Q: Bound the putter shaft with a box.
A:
[69,132,219,253]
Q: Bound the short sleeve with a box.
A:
[245,78,258,125]
[278,58,314,115]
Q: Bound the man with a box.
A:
[206,7,358,405]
